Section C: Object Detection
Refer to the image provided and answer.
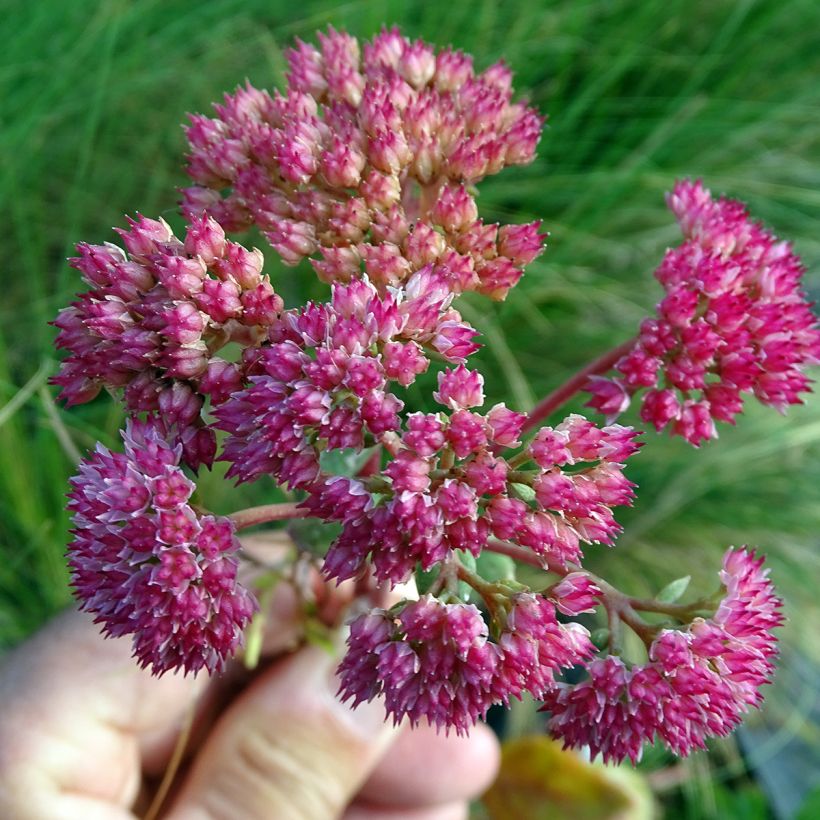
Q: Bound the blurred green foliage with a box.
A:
[2,0,819,815]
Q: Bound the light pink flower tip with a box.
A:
[181,27,546,298]
[542,547,782,764]
[67,417,257,676]
[585,181,820,445]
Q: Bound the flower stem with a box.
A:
[485,539,569,576]
[522,337,635,433]
[228,502,308,531]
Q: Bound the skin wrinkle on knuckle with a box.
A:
[178,713,366,820]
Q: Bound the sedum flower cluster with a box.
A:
[54,27,813,764]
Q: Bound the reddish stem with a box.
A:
[485,539,570,576]
[522,337,635,433]
[228,502,307,531]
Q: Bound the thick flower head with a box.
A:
[542,547,783,763]
[317,403,639,588]
[586,181,820,445]
[338,593,592,734]
[67,417,257,675]
[53,213,283,468]
[182,27,547,300]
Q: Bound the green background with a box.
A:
[2,0,819,815]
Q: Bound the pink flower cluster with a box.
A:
[182,27,545,300]
[67,418,257,675]
[309,403,639,586]
[338,593,593,733]
[586,180,820,445]
[216,269,479,490]
[542,548,783,762]
[54,26,799,760]
[53,213,283,467]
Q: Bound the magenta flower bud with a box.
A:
[321,137,366,188]
[155,255,207,299]
[370,204,410,245]
[259,341,307,382]
[399,40,436,88]
[446,409,487,458]
[503,109,543,165]
[213,242,265,289]
[123,371,162,412]
[368,127,412,174]
[464,452,507,495]
[162,301,206,345]
[158,382,203,427]
[286,39,327,97]
[265,219,318,266]
[363,26,405,70]
[382,341,429,386]
[197,358,244,404]
[435,479,478,522]
[431,184,478,234]
[640,388,681,431]
[184,213,227,264]
[385,451,432,492]
[359,170,402,210]
[361,390,403,434]
[160,342,209,379]
[115,214,173,259]
[549,573,602,615]
[476,257,523,301]
[403,222,447,268]
[69,242,126,288]
[434,47,474,91]
[584,377,630,418]
[434,364,485,409]
[361,242,412,286]
[672,400,717,446]
[487,496,527,540]
[404,412,446,456]
[498,221,546,266]
[530,427,572,469]
[196,278,242,324]
[311,246,362,284]
[486,403,526,447]
[432,319,481,362]
[704,384,744,423]
[638,318,678,356]
[344,356,385,397]
[328,197,370,244]
[616,348,661,388]
[659,286,699,327]
[82,298,132,339]
[240,280,283,326]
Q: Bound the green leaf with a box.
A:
[509,482,536,504]
[287,518,341,557]
[415,564,441,596]
[656,575,691,604]
[319,446,379,477]
[476,551,517,583]
[590,628,610,650]
[482,735,654,820]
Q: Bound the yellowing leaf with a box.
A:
[482,735,654,820]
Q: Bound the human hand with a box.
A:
[0,561,499,820]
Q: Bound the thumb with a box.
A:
[167,644,399,820]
